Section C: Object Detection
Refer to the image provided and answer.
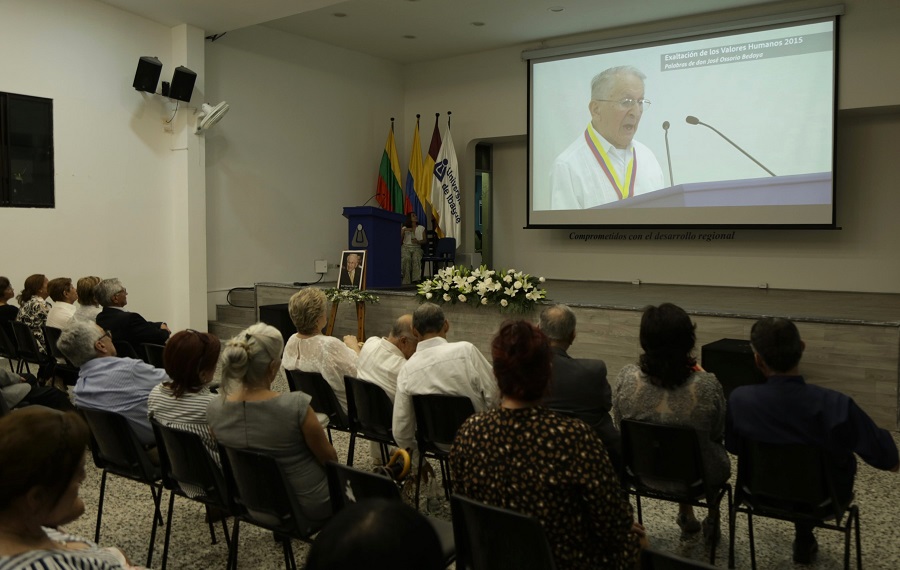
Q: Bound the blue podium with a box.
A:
[342,206,404,289]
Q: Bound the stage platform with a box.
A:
[256,280,900,430]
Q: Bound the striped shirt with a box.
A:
[0,528,129,570]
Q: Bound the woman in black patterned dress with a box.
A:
[451,320,646,570]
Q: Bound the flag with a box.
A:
[421,115,442,234]
[430,123,461,243]
[404,118,427,223]
[375,121,404,213]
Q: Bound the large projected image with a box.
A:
[528,19,835,227]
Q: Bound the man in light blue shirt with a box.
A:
[58,319,168,446]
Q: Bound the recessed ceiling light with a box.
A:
[548,6,564,12]
[403,35,417,40]
[471,21,485,27]
[333,12,347,17]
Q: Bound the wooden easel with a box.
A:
[325,300,366,340]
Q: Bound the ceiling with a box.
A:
[99,0,781,64]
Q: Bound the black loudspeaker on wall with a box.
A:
[133,56,162,93]
[169,66,197,103]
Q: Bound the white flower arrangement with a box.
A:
[417,265,548,313]
[324,288,380,304]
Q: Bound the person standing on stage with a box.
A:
[550,65,664,210]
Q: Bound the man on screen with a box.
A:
[550,66,665,209]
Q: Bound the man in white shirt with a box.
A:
[550,65,665,209]
[357,314,417,402]
[45,277,78,329]
[392,303,498,455]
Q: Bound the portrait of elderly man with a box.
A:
[339,251,364,291]
[550,65,665,210]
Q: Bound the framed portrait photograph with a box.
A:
[338,250,366,291]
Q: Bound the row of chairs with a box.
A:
[618,419,863,570]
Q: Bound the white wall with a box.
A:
[0,0,201,327]
[402,0,900,293]
[203,26,404,309]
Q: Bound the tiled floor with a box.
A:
[58,372,900,569]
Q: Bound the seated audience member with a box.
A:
[148,330,221,476]
[73,276,102,321]
[304,498,443,570]
[393,303,498,456]
[0,276,17,322]
[46,277,78,329]
[0,367,74,412]
[726,317,900,564]
[539,304,622,473]
[207,323,337,524]
[15,274,51,354]
[95,278,170,347]
[0,407,144,569]
[451,320,645,570]
[613,303,729,539]
[356,314,417,402]
[58,319,167,447]
[282,288,359,414]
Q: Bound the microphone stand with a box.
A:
[686,116,776,176]
[662,121,674,186]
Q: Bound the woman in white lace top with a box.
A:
[282,288,360,413]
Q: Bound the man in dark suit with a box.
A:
[95,278,170,347]
[539,303,622,472]
[339,252,363,290]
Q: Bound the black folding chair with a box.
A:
[10,321,50,376]
[728,440,861,570]
[421,236,456,277]
[451,494,557,570]
[79,407,164,567]
[144,343,166,368]
[0,322,19,372]
[219,445,322,570]
[284,369,351,450]
[43,325,79,384]
[344,375,397,466]
[620,419,732,565]
[151,419,236,570]
[325,461,455,564]
[411,394,475,509]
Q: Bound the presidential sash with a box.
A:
[584,126,637,200]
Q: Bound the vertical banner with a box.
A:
[404,116,427,223]
[430,115,461,243]
[376,119,404,213]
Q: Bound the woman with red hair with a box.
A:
[451,320,645,570]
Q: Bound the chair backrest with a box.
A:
[736,439,845,520]
[113,339,142,360]
[641,547,719,569]
[219,444,318,535]
[285,369,348,428]
[44,325,76,367]
[0,321,20,362]
[11,321,44,362]
[451,494,557,570]
[620,419,707,498]
[435,237,456,258]
[325,461,401,513]
[422,230,439,257]
[412,394,475,451]
[150,418,230,505]
[80,407,159,481]
[345,375,394,441]
[143,343,166,368]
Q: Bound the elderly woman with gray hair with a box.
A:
[207,322,337,524]
[281,288,359,414]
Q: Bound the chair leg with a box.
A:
[634,493,643,525]
[728,507,737,569]
[206,507,218,545]
[221,519,232,550]
[228,519,241,570]
[439,458,452,501]
[161,491,176,570]
[282,538,296,570]
[346,432,356,466]
[95,470,107,543]
[854,508,862,569]
[747,513,757,570]
[146,484,163,568]
[326,427,333,444]
[415,452,425,510]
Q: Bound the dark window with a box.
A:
[0,92,55,207]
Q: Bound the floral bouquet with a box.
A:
[323,288,380,304]
[416,265,547,313]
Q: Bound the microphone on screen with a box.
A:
[685,115,776,176]
[662,121,675,186]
